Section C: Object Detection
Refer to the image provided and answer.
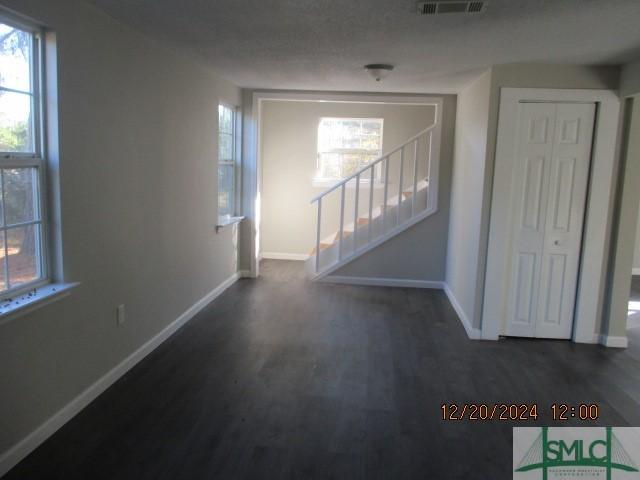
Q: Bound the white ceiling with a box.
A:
[86,0,640,93]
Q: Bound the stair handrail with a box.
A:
[310,123,436,204]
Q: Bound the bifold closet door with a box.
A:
[505,102,595,339]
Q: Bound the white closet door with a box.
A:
[504,102,595,339]
[534,103,595,338]
[505,103,556,338]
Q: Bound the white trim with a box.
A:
[0,282,79,325]
[481,88,620,345]
[215,215,244,233]
[632,268,640,276]
[261,252,309,261]
[597,335,629,348]
[321,276,443,289]
[444,283,482,340]
[252,92,446,106]
[0,271,244,478]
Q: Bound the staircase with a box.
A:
[306,123,440,279]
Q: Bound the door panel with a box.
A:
[514,253,537,325]
[521,156,545,230]
[505,103,555,337]
[535,103,595,338]
[540,253,567,326]
[550,157,576,231]
[505,102,595,339]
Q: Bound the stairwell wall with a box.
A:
[445,70,492,327]
[331,96,456,282]
[260,100,440,258]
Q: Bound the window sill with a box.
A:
[0,282,80,325]
[216,216,245,233]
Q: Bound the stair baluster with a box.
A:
[338,183,346,260]
[309,123,438,278]
[412,139,419,216]
[315,197,322,272]
[397,146,404,225]
[368,164,374,241]
[354,173,360,248]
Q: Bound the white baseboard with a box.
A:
[443,283,482,340]
[633,268,640,275]
[321,275,444,289]
[260,252,309,261]
[597,334,629,348]
[0,271,244,478]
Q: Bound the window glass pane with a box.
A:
[219,132,233,162]
[218,104,235,217]
[342,154,363,177]
[3,168,38,225]
[318,153,340,179]
[0,24,31,93]
[363,154,379,166]
[7,224,39,287]
[218,104,233,134]
[317,118,383,180]
[0,90,33,152]
[0,233,6,291]
[0,179,4,227]
[218,164,234,217]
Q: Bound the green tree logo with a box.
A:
[516,427,639,479]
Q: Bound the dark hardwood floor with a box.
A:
[6,260,640,479]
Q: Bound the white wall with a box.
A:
[445,70,492,327]
[260,101,435,256]
[621,59,640,98]
[621,61,640,271]
[606,95,640,339]
[634,209,640,270]
[0,0,242,460]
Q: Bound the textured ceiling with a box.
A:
[86,0,640,93]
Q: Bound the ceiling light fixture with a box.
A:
[364,64,394,82]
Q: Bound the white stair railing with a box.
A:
[310,123,437,274]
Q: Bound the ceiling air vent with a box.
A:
[420,2,437,14]
[417,1,486,15]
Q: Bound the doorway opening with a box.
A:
[250,92,442,277]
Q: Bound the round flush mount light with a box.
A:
[364,64,394,82]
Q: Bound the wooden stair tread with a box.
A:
[310,177,431,256]
[309,242,333,255]
[334,230,354,242]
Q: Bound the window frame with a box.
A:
[315,117,384,183]
[218,102,237,219]
[0,15,50,301]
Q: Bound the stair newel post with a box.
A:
[315,197,322,272]
[338,183,346,260]
[383,156,389,226]
[412,138,419,216]
[368,164,374,241]
[398,146,404,224]
[354,173,360,249]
